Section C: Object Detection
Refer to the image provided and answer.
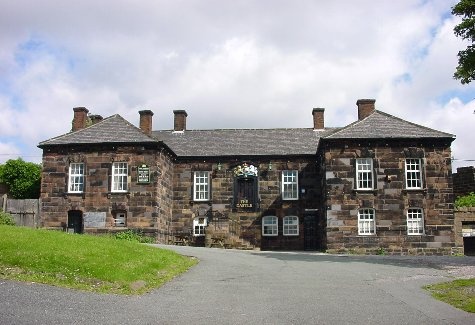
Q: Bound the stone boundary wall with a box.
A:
[454,207,475,247]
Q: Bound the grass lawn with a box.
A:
[425,278,475,313]
[0,225,197,295]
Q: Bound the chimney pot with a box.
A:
[312,108,325,130]
[173,110,188,131]
[139,110,154,136]
[356,99,376,120]
[72,107,89,131]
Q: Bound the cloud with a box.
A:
[0,142,21,164]
[0,0,473,171]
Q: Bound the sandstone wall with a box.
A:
[453,166,475,198]
[323,141,456,255]
[454,207,475,247]
[171,158,323,250]
[40,145,173,242]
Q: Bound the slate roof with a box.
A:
[38,114,158,147]
[38,109,455,156]
[153,128,334,157]
[325,110,455,140]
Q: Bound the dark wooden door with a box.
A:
[234,177,258,212]
[304,215,317,250]
[68,210,83,234]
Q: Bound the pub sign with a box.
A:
[137,164,151,184]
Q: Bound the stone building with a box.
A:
[453,166,475,198]
[38,99,458,254]
[452,167,475,254]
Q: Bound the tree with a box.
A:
[452,0,475,84]
[0,159,41,199]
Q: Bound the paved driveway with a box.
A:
[1,245,475,325]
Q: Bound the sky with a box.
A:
[0,0,474,171]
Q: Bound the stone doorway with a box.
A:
[304,215,318,250]
[67,210,83,234]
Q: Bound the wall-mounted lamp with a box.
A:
[217,162,222,171]
[268,162,273,171]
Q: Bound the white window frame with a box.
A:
[356,158,373,190]
[283,216,299,236]
[405,158,423,189]
[358,209,376,235]
[114,212,126,227]
[282,170,298,200]
[262,216,278,236]
[407,208,424,235]
[193,217,207,236]
[193,171,210,201]
[112,162,128,192]
[68,163,85,193]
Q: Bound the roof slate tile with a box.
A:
[38,109,455,157]
[153,128,334,157]
[325,110,455,140]
[38,114,158,147]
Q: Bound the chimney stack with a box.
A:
[72,107,89,131]
[312,108,325,130]
[139,110,154,136]
[173,110,188,132]
[356,99,376,120]
[90,114,103,125]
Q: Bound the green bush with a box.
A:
[0,158,41,199]
[455,192,475,208]
[0,211,15,225]
[113,229,155,243]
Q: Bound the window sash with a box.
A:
[356,158,373,190]
[282,170,298,200]
[68,163,84,193]
[114,212,126,227]
[407,208,424,235]
[358,209,375,235]
[193,217,207,236]
[194,225,205,236]
[112,162,128,192]
[194,171,210,201]
[262,216,278,236]
[283,216,299,236]
[405,159,422,189]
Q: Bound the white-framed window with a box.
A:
[405,158,423,189]
[358,209,375,235]
[193,217,207,236]
[68,163,84,193]
[114,212,126,227]
[112,162,128,192]
[193,171,210,201]
[356,158,373,190]
[407,208,424,235]
[262,216,278,236]
[283,216,299,236]
[282,170,298,200]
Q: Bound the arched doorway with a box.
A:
[67,210,83,234]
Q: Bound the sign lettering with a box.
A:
[137,164,150,184]
[236,199,253,208]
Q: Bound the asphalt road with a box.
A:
[1,245,475,325]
